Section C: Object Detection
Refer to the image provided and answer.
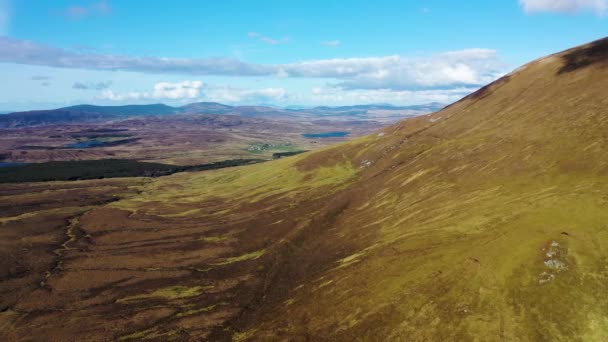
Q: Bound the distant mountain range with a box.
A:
[0,102,445,128]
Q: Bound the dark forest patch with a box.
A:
[0,158,265,183]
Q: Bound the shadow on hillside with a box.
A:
[558,37,608,74]
[468,75,512,100]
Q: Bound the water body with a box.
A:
[302,131,350,139]
[63,137,138,149]
[0,162,27,168]
[64,141,113,149]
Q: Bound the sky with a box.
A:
[0,0,606,111]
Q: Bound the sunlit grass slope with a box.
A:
[219,37,608,341]
[2,38,608,341]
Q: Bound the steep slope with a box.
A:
[2,38,608,341]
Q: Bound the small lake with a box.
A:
[64,141,114,149]
[63,137,137,149]
[0,162,27,168]
[302,131,350,139]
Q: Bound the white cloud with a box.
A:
[100,81,286,104]
[0,36,275,76]
[321,40,341,47]
[248,32,289,45]
[152,81,203,99]
[100,80,203,101]
[0,36,504,91]
[0,0,10,35]
[309,86,476,106]
[205,86,287,103]
[285,49,503,90]
[520,0,608,14]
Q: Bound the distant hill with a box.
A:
[180,102,234,114]
[0,101,445,128]
[64,104,179,115]
[0,109,122,128]
[0,104,180,128]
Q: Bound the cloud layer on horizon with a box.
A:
[309,86,477,106]
[0,36,504,92]
[99,80,287,104]
[100,81,204,101]
[520,0,608,14]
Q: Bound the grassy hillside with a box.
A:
[1,38,608,341]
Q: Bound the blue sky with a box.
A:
[0,0,606,111]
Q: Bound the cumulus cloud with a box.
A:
[248,32,289,45]
[284,49,503,90]
[0,36,504,91]
[100,80,204,101]
[99,80,287,104]
[321,40,341,47]
[309,86,476,106]
[520,0,608,14]
[64,0,111,19]
[205,86,287,103]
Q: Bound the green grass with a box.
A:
[117,328,158,341]
[199,236,229,243]
[212,249,267,265]
[175,304,218,318]
[246,142,301,154]
[117,285,210,302]
[114,153,358,212]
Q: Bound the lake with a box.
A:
[0,162,27,168]
[64,141,114,149]
[63,137,138,149]
[302,131,350,139]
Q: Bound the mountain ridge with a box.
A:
[0,102,445,128]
